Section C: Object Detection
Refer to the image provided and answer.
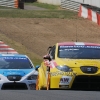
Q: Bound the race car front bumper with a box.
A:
[0,70,38,90]
[0,80,37,90]
[71,75,100,90]
[50,74,100,90]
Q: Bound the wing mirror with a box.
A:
[35,65,40,71]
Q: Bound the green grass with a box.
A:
[25,2,60,10]
[0,9,77,18]
[0,6,14,9]
[0,33,42,66]
[0,2,77,65]
[0,2,77,19]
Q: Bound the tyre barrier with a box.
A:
[0,41,18,54]
[78,4,100,26]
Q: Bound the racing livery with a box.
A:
[36,42,100,90]
[0,54,38,90]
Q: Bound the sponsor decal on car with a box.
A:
[59,45,100,49]
[50,71,76,76]
[59,76,72,85]
[0,57,28,59]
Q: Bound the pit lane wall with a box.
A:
[0,41,18,54]
[37,0,100,9]
[78,4,100,26]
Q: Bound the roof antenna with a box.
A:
[75,16,78,42]
[76,27,77,42]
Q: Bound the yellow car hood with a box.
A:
[56,58,100,68]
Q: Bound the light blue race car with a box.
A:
[0,54,38,90]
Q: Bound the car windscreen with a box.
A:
[0,56,33,69]
[58,45,100,59]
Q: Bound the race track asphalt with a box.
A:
[24,5,47,10]
[0,4,99,100]
[0,90,100,100]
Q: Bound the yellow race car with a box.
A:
[36,42,100,90]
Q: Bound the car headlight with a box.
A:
[56,65,72,72]
[27,75,37,80]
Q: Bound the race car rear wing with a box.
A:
[0,41,18,54]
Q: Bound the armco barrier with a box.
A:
[0,41,18,54]
[0,0,24,9]
[78,4,100,26]
[0,0,18,8]
[61,0,80,12]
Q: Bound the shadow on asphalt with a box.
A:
[48,88,100,91]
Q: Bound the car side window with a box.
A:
[49,46,56,59]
